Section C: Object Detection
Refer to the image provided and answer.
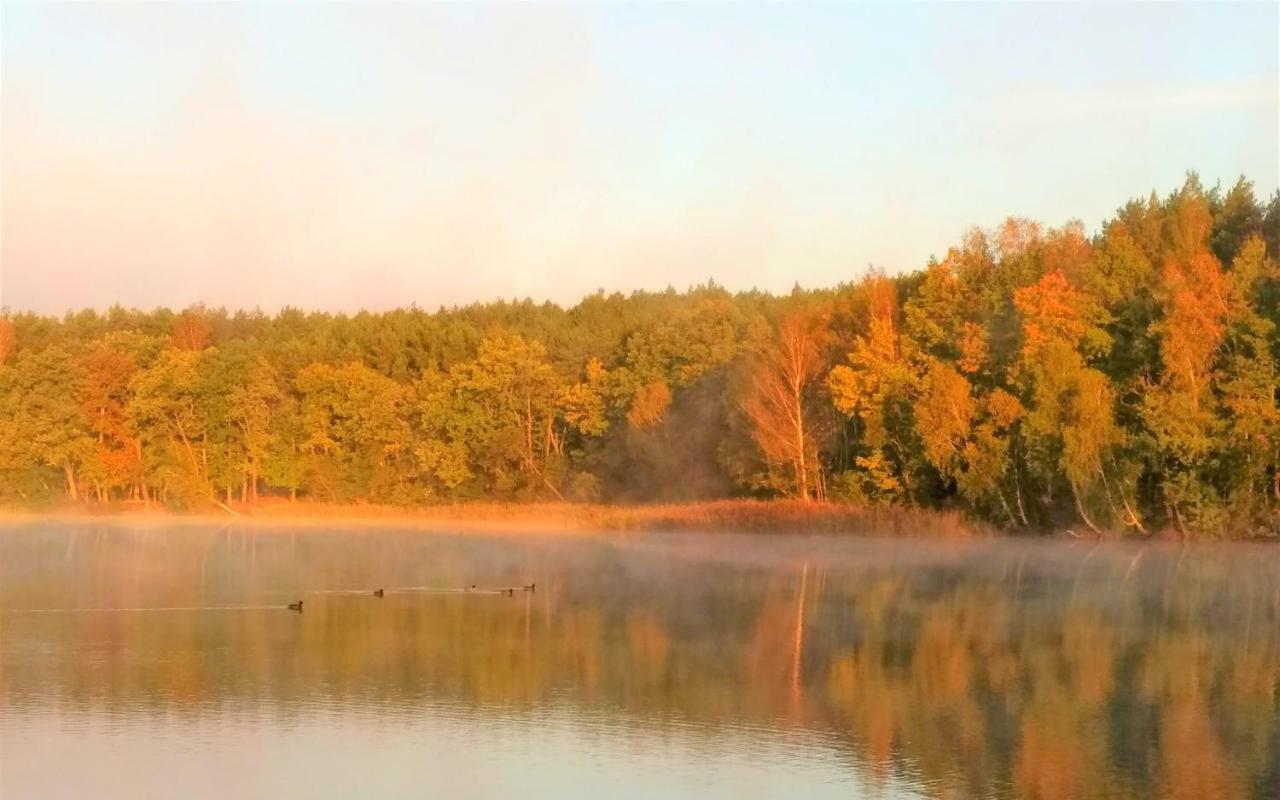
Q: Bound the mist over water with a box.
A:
[1,523,1277,799]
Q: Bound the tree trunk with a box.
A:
[524,396,535,473]
[135,439,150,506]
[1013,469,1030,526]
[1070,478,1103,535]
[172,416,204,485]
[794,394,809,501]
[996,489,1018,527]
[64,463,78,502]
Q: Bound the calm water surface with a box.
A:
[1,522,1277,799]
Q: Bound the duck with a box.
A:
[287,600,304,612]
[373,589,384,598]
[523,583,536,592]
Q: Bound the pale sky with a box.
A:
[2,3,1277,314]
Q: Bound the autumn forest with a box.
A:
[2,174,1278,539]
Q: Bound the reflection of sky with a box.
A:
[2,704,927,799]
[3,4,1275,314]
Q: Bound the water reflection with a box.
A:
[1,524,1277,799]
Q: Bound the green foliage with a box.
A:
[1,176,1276,536]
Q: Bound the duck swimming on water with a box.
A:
[373,589,384,597]
[524,583,536,592]
[287,600,304,612]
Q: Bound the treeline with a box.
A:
[1,174,1278,537]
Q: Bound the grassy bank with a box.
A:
[0,499,989,538]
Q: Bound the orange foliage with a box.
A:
[1041,221,1092,280]
[1158,252,1230,395]
[627,380,671,430]
[744,312,829,499]
[171,309,211,351]
[986,388,1024,429]
[997,217,1044,260]
[862,272,900,364]
[957,321,988,374]
[1013,271,1089,355]
[78,346,142,494]
[0,318,13,364]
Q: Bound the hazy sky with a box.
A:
[2,3,1277,315]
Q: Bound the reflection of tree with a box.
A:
[1159,698,1236,800]
[2,532,1277,799]
[626,613,669,674]
[746,598,802,711]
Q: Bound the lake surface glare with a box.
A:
[1,523,1277,799]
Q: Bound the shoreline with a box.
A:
[0,499,988,538]
[5,500,1270,541]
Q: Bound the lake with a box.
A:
[1,522,1277,799]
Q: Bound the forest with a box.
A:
[1,174,1278,538]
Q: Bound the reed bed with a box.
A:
[1,498,989,538]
